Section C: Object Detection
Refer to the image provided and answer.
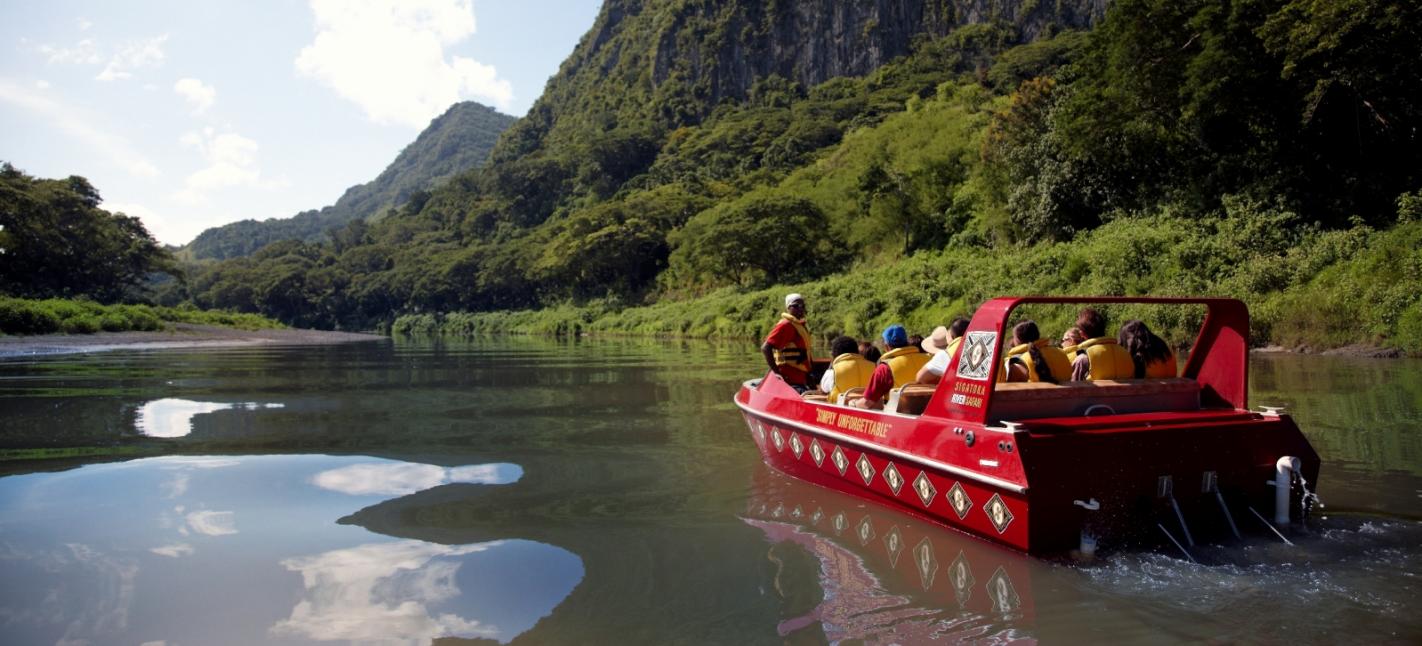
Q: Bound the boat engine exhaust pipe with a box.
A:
[1274,456,1300,526]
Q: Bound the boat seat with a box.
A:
[885,384,936,415]
[989,377,1200,423]
[836,387,866,406]
[801,392,829,403]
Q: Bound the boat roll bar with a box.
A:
[920,296,1251,424]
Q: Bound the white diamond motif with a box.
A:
[883,462,904,495]
[985,493,1014,534]
[856,453,875,485]
[771,428,784,452]
[809,439,825,466]
[948,482,972,520]
[789,433,803,459]
[913,471,937,508]
[832,446,849,475]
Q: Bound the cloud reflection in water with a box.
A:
[135,399,284,438]
[311,462,522,496]
[271,540,503,643]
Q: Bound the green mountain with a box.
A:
[183,101,515,260]
[185,0,1422,350]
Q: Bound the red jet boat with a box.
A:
[734,296,1321,555]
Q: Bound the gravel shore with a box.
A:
[0,323,386,358]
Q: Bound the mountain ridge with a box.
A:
[183,101,515,260]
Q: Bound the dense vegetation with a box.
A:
[183,101,515,260]
[0,163,285,335]
[174,0,1420,351]
[0,297,281,335]
[1,163,177,303]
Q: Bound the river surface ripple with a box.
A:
[0,339,1418,644]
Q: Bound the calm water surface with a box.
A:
[0,339,1418,644]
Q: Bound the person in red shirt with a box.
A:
[761,293,814,392]
[852,324,923,409]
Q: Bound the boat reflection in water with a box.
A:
[742,463,1034,642]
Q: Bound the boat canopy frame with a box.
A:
[919,296,1250,425]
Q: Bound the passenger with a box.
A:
[908,334,924,349]
[819,335,874,403]
[1118,319,1178,378]
[1060,326,1087,358]
[1069,307,1135,381]
[915,317,970,385]
[859,340,882,363]
[760,293,814,393]
[1002,320,1072,383]
[852,324,930,410]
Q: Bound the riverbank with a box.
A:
[0,323,385,359]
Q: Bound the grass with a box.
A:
[0,298,284,336]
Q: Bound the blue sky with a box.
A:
[1,1,602,245]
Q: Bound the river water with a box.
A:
[0,339,1418,644]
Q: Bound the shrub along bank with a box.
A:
[0,298,283,336]
[393,210,1422,355]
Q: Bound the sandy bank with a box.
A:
[0,323,386,359]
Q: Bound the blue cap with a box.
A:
[881,324,908,347]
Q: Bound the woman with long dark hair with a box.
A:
[1118,320,1177,378]
[1002,320,1072,383]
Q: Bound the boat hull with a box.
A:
[736,378,1319,555]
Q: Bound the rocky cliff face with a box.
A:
[496,0,1108,161]
[650,0,1107,104]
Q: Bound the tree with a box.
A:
[0,164,178,302]
[667,192,844,290]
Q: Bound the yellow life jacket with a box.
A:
[880,346,930,388]
[1078,337,1135,380]
[828,352,875,402]
[772,313,813,373]
[1062,344,1080,361]
[1002,339,1073,383]
[1143,348,1178,378]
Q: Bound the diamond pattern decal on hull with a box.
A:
[913,471,937,508]
[789,433,803,459]
[985,493,1014,534]
[882,462,904,496]
[831,446,849,475]
[856,453,876,486]
[809,438,825,467]
[947,481,973,520]
[771,428,784,452]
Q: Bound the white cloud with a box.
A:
[0,78,160,178]
[295,0,513,128]
[173,128,287,206]
[96,35,168,81]
[78,18,94,32]
[39,38,103,64]
[186,510,238,536]
[150,543,194,558]
[101,201,170,241]
[35,80,50,89]
[174,78,215,113]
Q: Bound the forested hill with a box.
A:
[184,0,1421,350]
[183,101,514,260]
